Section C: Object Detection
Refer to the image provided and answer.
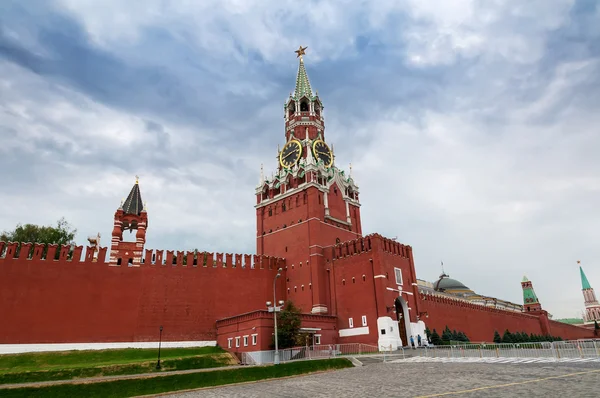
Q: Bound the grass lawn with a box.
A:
[0,346,234,385]
[2,358,353,398]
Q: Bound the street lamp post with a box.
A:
[156,325,163,370]
[267,268,283,365]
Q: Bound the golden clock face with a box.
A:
[279,139,302,168]
[312,139,333,167]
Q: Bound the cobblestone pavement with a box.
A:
[164,361,600,398]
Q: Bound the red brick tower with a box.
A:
[579,263,600,325]
[256,46,362,314]
[109,176,147,266]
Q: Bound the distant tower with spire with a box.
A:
[521,276,543,313]
[109,176,148,266]
[578,262,600,324]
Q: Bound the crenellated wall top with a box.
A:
[419,290,541,319]
[0,241,285,270]
[328,233,413,261]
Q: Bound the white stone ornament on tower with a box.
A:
[259,164,264,185]
[306,142,315,165]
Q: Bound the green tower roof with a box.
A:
[293,57,314,100]
[580,266,592,290]
[522,276,539,305]
[523,286,539,304]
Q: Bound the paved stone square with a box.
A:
[166,360,600,397]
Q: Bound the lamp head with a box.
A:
[278,300,285,306]
[266,301,272,307]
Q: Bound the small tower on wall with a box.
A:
[109,176,147,266]
[521,276,542,313]
[579,263,600,324]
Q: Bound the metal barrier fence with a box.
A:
[241,343,391,365]
[240,339,600,365]
[416,339,600,360]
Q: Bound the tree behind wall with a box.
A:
[0,217,77,259]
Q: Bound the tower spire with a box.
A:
[293,46,313,99]
[579,262,592,290]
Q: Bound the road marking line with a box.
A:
[414,369,600,397]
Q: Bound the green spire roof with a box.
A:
[293,57,314,100]
[522,277,539,305]
[523,286,539,304]
[580,266,592,290]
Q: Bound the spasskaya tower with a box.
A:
[256,46,362,314]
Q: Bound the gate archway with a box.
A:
[394,296,411,347]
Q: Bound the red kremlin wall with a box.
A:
[419,293,595,342]
[0,241,285,344]
[0,238,595,346]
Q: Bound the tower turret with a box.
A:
[283,45,325,143]
[521,276,542,313]
[578,262,600,324]
[109,176,148,266]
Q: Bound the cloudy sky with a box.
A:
[1,0,599,318]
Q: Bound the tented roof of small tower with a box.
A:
[122,180,144,216]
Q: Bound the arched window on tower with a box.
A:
[300,100,309,112]
[315,104,320,117]
[288,102,296,117]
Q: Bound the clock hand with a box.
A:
[284,152,296,162]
